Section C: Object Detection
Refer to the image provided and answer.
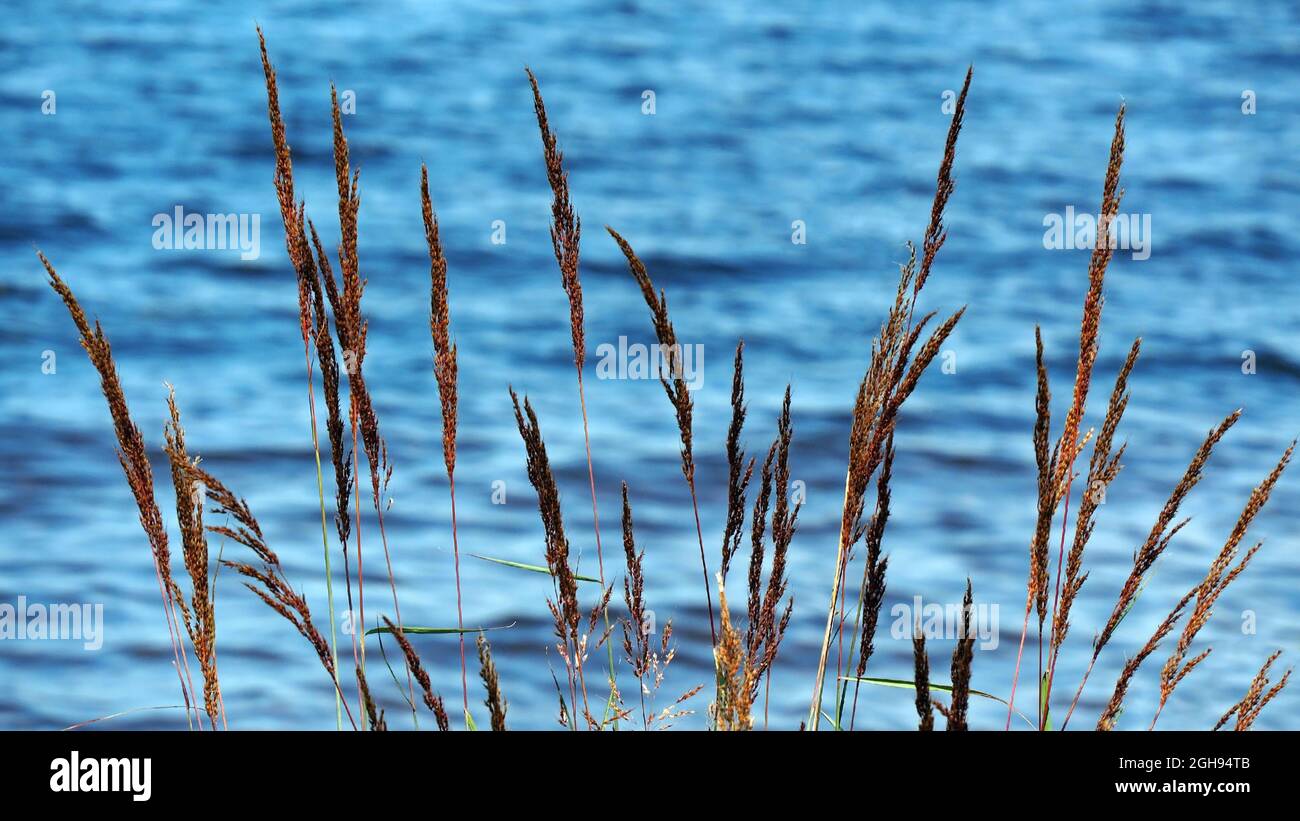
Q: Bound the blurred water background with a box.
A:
[1,0,1298,730]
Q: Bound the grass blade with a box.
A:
[365,622,516,637]
[471,554,600,583]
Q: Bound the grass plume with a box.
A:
[1214,651,1291,731]
[39,253,200,728]
[477,634,508,731]
[808,67,971,730]
[422,163,469,720]
[607,225,718,647]
[526,67,617,719]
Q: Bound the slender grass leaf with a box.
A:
[820,710,842,731]
[472,554,600,583]
[1039,672,1053,731]
[364,622,516,637]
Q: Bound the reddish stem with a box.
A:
[1005,596,1032,730]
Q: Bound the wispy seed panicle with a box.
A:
[382,616,450,731]
[1215,651,1291,731]
[947,580,975,731]
[721,340,754,581]
[526,67,584,368]
[477,634,508,731]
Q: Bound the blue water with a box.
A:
[2,0,1298,730]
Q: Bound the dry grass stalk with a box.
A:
[39,253,200,727]
[421,163,470,719]
[607,225,718,646]
[526,67,584,369]
[307,220,353,555]
[1096,586,1195,730]
[526,68,617,716]
[1096,441,1291,730]
[196,464,357,729]
[510,387,595,728]
[1215,651,1291,731]
[356,664,386,731]
[1051,338,1139,657]
[163,387,223,729]
[1101,412,1241,650]
[306,219,360,700]
[913,626,934,731]
[618,483,700,730]
[845,436,894,730]
[714,578,757,731]
[308,75,414,723]
[947,580,975,731]
[1038,338,1140,726]
[381,616,451,731]
[1060,409,1242,728]
[746,441,775,645]
[1005,328,1057,729]
[1030,328,1059,624]
[1041,104,1126,724]
[808,68,972,730]
[477,634,508,731]
[257,29,346,728]
[1151,440,1294,727]
[1052,105,1126,494]
[915,66,972,299]
[744,387,799,720]
[1009,104,1127,729]
[721,340,756,581]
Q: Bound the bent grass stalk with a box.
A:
[606,226,718,648]
[40,253,201,730]
[257,27,344,728]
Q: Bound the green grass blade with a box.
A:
[820,710,842,731]
[838,675,1038,730]
[471,554,601,583]
[1039,672,1053,731]
[364,622,516,637]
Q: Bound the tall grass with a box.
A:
[37,34,1295,732]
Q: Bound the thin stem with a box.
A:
[686,474,717,647]
[302,346,342,731]
[371,492,417,726]
[1042,476,1076,730]
[1006,595,1032,730]
[575,369,618,724]
[152,556,195,731]
[1060,652,1098,730]
[350,403,367,729]
[1149,703,1165,731]
[844,588,867,730]
[808,472,852,730]
[449,471,468,719]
